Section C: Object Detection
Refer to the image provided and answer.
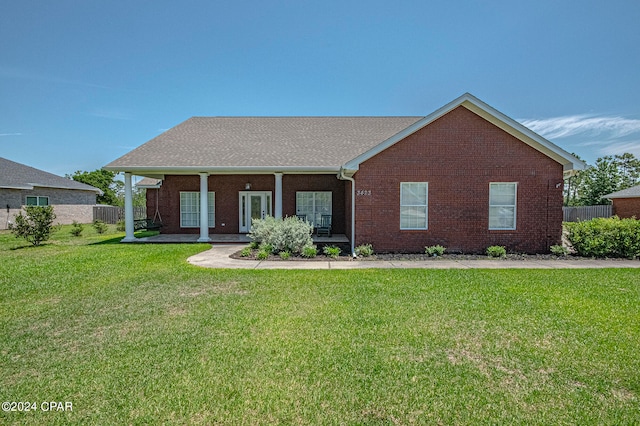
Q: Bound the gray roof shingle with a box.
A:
[105,116,423,170]
[605,184,640,199]
[0,157,101,193]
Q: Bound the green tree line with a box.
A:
[565,152,640,206]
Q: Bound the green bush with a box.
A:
[240,247,252,257]
[565,217,640,258]
[70,221,84,237]
[355,243,374,257]
[425,245,446,257]
[550,245,569,256]
[116,220,125,232]
[486,245,507,258]
[259,243,275,254]
[256,249,270,260]
[279,250,292,260]
[10,206,57,246]
[249,216,313,254]
[92,220,108,234]
[323,245,341,259]
[301,244,318,258]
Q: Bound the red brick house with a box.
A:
[104,93,584,254]
[605,185,640,218]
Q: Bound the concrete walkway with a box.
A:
[187,244,640,269]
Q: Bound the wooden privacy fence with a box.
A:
[563,205,612,222]
[93,206,147,224]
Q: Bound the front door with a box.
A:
[239,191,272,233]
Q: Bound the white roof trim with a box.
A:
[342,93,586,174]
[103,165,341,176]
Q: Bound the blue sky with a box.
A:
[1,0,640,176]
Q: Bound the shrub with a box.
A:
[279,250,292,260]
[70,221,84,237]
[249,216,313,254]
[301,244,318,258]
[565,217,640,258]
[425,245,446,257]
[116,220,126,232]
[355,243,374,257]
[92,219,108,234]
[486,245,507,258]
[259,243,275,254]
[10,206,57,246]
[323,245,341,259]
[256,250,270,260]
[550,244,569,256]
[240,247,252,257]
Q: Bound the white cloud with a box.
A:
[519,115,640,140]
[0,133,22,136]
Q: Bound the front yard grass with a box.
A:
[1,227,639,424]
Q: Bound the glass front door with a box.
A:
[239,191,272,233]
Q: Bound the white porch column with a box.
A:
[122,172,135,242]
[197,172,211,243]
[274,172,283,219]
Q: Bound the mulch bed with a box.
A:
[229,250,637,263]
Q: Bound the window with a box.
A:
[489,183,517,230]
[25,196,49,206]
[296,192,332,227]
[400,182,428,230]
[180,192,215,228]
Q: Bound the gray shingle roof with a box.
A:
[605,184,640,199]
[0,157,101,193]
[105,116,423,171]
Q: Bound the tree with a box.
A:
[10,206,56,246]
[69,169,122,205]
[565,153,640,206]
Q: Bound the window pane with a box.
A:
[296,192,332,227]
[401,183,427,205]
[490,183,516,205]
[26,196,37,206]
[489,206,515,229]
[38,197,49,206]
[207,192,215,227]
[400,206,427,229]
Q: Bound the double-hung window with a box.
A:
[400,182,428,230]
[26,196,49,206]
[489,183,517,230]
[296,192,332,227]
[180,192,215,228]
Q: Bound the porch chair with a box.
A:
[316,214,332,237]
[296,214,307,222]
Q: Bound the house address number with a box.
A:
[356,190,372,196]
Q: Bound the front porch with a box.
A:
[125,233,350,245]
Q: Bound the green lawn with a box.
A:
[1,227,639,425]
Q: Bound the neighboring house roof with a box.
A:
[104,93,585,177]
[136,177,162,188]
[0,157,102,193]
[605,184,640,199]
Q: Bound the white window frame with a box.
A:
[400,182,428,230]
[180,191,215,228]
[295,192,332,227]
[25,196,49,206]
[489,182,517,230]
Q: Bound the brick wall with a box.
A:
[612,198,640,219]
[150,174,346,234]
[0,187,96,229]
[353,106,564,254]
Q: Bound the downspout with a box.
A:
[339,168,356,258]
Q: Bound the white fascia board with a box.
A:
[102,166,341,175]
[343,93,586,174]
